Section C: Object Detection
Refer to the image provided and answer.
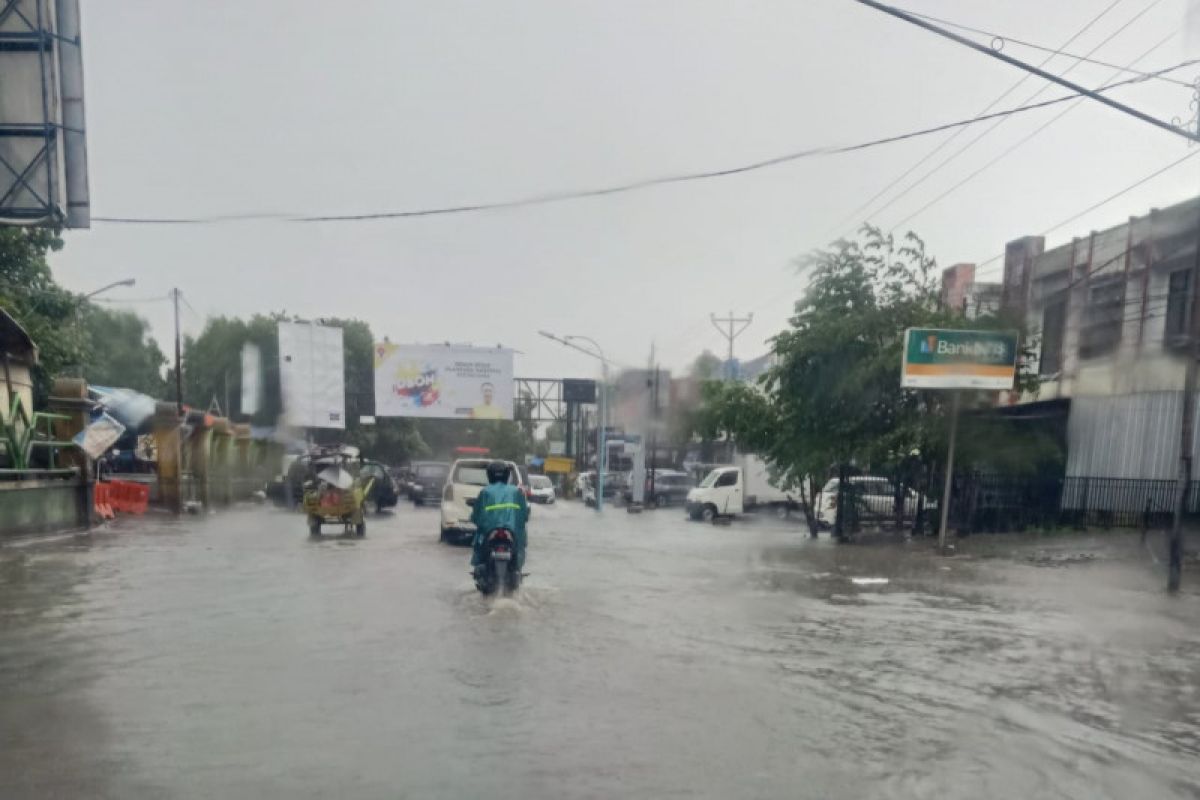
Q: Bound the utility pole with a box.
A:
[1169,202,1200,592]
[172,288,182,415]
[710,311,753,380]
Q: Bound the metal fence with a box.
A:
[946,473,1200,533]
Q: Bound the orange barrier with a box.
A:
[93,482,115,520]
[106,480,150,516]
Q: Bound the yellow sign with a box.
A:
[544,456,574,474]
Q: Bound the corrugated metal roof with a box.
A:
[0,306,38,363]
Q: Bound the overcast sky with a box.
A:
[51,0,1200,383]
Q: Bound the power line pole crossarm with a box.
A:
[710,311,753,380]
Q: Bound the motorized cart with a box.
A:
[301,446,375,537]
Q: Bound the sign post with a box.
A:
[901,328,1019,552]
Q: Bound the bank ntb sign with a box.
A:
[901,328,1018,390]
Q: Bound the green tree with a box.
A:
[80,306,168,396]
[699,226,1040,536]
[0,227,85,400]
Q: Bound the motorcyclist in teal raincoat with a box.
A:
[470,461,529,575]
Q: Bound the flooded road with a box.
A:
[1,501,1198,798]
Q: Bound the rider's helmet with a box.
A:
[485,461,510,484]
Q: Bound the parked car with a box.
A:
[528,474,556,504]
[439,457,524,543]
[360,459,400,513]
[815,476,933,526]
[623,469,694,508]
[407,461,450,506]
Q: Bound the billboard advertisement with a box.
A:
[278,321,345,429]
[901,328,1018,390]
[374,343,513,420]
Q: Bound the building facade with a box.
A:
[1006,194,1200,479]
[941,262,1003,319]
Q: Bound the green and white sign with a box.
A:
[901,328,1018,390]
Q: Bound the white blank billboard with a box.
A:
[374,343,512,420]
[278,321,345,429]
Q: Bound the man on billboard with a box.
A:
[471,382,504,419]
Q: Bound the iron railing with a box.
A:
[946,473,1199,533]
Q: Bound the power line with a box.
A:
[823,0,1126,240]
[907,8,1192,88]
[662,148,1198,366]
[88,60,1200,228]
[853,0,1195,143]
[859,0,1168,236]
[890,26,1179,231]
[975,148,1200,278]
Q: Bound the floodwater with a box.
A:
[1,501,1198,799]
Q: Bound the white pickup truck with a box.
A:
[685,455,798,522]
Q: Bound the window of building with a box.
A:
[1165,268,1191,342]
[1079,281,1124,359]
[1040,300,1066,375]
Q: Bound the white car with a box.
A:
[528,475,556,504]
[816,476,933,525]
[439,458,523,543]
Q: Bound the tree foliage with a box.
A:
[81,306,168,396]
[699,226,1042,501]
[0,227,84,399]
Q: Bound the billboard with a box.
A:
[901,328,1018,390]
[278,321,345,429]
[562,378,597,403]
[374,343,513,420]
[0,0,89,227]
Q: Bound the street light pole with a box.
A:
[539,330,611,512]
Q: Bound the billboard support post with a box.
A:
[937,391,960,554]
[901,328,1018,552]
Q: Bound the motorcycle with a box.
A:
[475,527,522,596]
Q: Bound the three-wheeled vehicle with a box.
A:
[301,446,375,537]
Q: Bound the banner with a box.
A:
[374,343,513,419]
[278,321,345,429]
[240,342,262,416]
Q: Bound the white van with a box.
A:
[439,458,523,543]
[685,455,797,522]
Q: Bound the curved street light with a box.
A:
[539,330,610,512]
[83,277,136,300]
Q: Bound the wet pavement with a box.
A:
[1,501,1198,799]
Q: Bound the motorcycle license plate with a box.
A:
[492,551,512,561]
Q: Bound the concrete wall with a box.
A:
[0,474,90,540]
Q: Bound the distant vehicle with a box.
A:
[623,469,693,508]
[528,474,556,504]
[440,457,524,543]
[267,451,321,508]
[685,455,799,522]
[816,476,932,527]
[360,459,400,514]
[407,461,450,506]
[581,471,622,507]
[301,445,373,537]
